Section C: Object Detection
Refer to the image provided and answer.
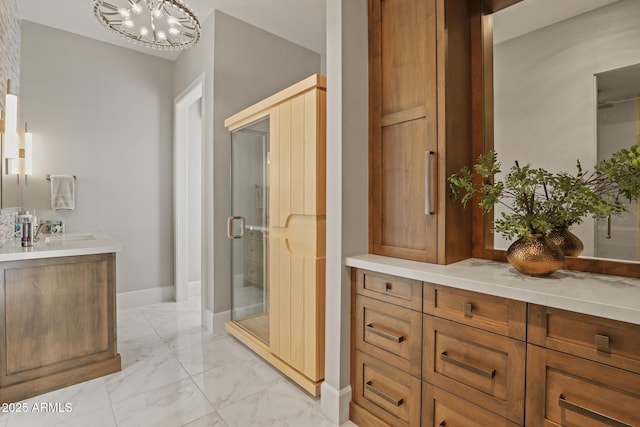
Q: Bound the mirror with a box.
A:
[490,0,640,262]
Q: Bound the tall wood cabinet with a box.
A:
[369,0,472,264]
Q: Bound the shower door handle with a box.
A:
[227,216,246,239]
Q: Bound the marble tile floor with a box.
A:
[0,298,356,427]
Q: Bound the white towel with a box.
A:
[50,175,75,210]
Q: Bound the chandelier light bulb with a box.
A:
[94,0,200,50]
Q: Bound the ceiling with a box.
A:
[17,0,326,61]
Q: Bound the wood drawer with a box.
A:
[422,383,521,427]
[526,345,640,427]
[528,304,640,374]
[423,283,526,340]
[423,315,525,424]
[355,295,422,377]
[353,350,421,427]
[356,269,422,311]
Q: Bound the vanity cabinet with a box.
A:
[526,304,640,426]
[0,254,121,403]
[350,267,640,427]
[368,0,472,264]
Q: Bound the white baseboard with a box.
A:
[117,285,175,310]
[202,308,214,333]
[188,281,201,297]
[213,310,231,335]
[321,383,352,425]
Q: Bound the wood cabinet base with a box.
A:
[0,356,121,404]
[0,254,120,404]
[225,321,322,396]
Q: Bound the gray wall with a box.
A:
[493,0,640,253]
[20,21,175,294]
[211,11,321,314]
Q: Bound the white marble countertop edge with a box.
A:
[0,232,124,262]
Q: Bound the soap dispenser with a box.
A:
[18,212,34,247]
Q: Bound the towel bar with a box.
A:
[46,175,76,181]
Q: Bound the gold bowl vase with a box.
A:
[506,234,565,276]
[548,228,584,257]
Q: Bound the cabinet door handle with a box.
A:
[365,381,404,407]
[464,302,473,315]
[440,351,495,379]
[595,334,611,352]
[558,395,631,427]
[424,151,435,215]
[365,324,404,343]
[439,423,446,427]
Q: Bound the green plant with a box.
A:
[448,145,640,241]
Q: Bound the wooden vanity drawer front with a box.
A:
[526,345,640,427]
[422,383,521,427]
[423,316,525,424]
[353,350,421,427]
[356,269,422,311]
[423,283,526,340]
[528,304,640,374]
[355,295,422,377]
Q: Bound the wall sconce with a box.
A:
[20,123,33,185]
[3,79,19,160]
[1,80,34,184]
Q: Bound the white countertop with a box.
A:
[0,232,123,262]
[345,254,640,325]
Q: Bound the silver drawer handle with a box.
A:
[595,334,611,353]
[558,395,631,427]
[425,151,434,215]
[365,324,404,343]
[440,351,495,379]
[365,381,403,407]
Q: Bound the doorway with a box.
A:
[175,75,204,322]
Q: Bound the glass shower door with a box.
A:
[228,117,270,344]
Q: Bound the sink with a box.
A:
[44,234,96,243]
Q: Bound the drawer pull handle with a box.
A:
[440,352,495,379]
[439,423,446,427]
[365,380,404,407]
[384,282,392,292]
[463,302,473,315]
[558,395,631,427]
[365,324,404,343]
[595,334,611,352]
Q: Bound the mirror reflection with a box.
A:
[491,0,640,261]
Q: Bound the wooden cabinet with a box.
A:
[369,0,472,264]
[351,267,640,426]
[0,254,121,403]
[243,229,264,287]
[351,269,423,426]
[423,316,525,424]
[526,345,640,426]
[422,383,521,427]
[527,304,640,426]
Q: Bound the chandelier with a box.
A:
[93,0,201,51]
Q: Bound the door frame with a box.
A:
[174,74,205,304]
